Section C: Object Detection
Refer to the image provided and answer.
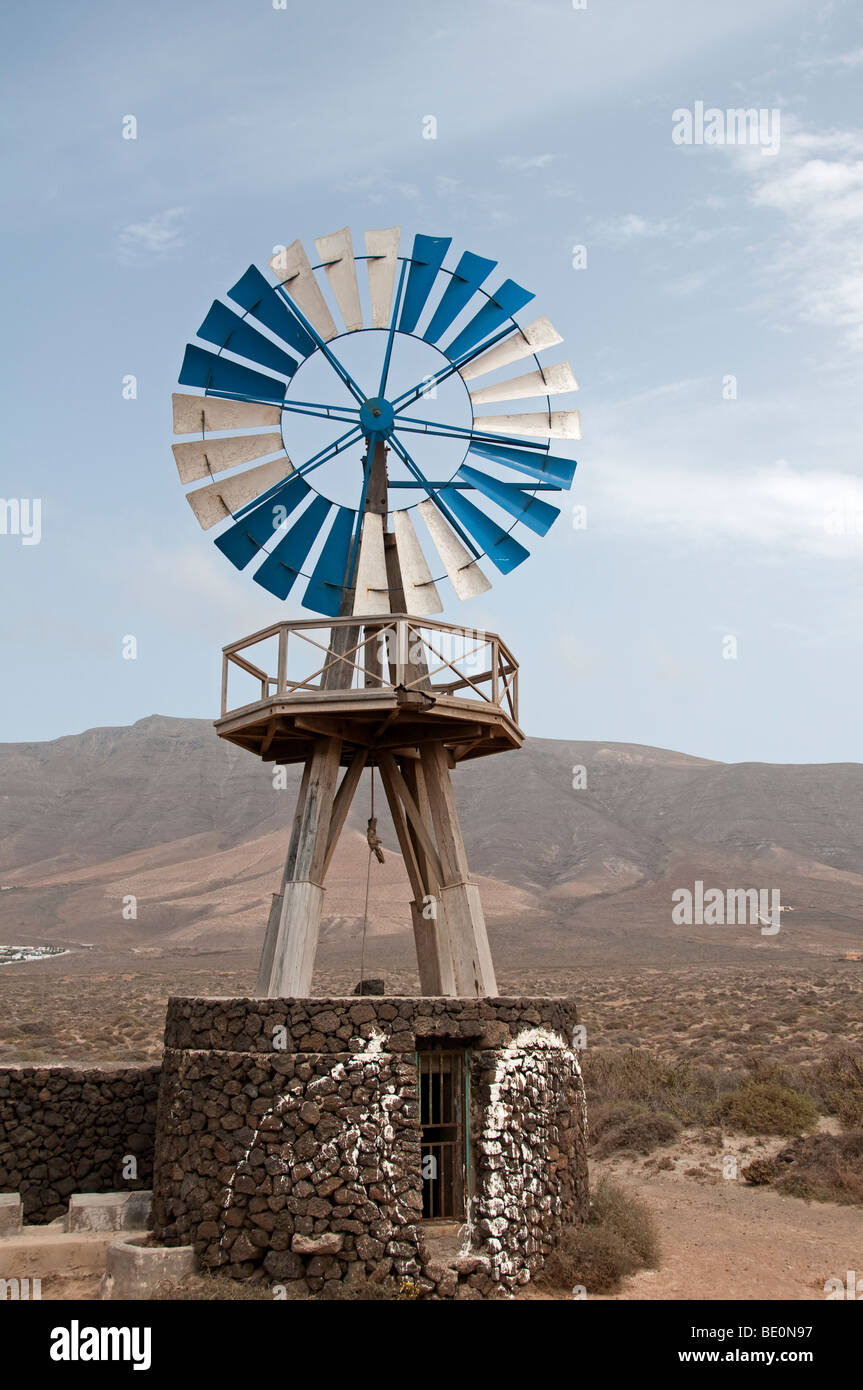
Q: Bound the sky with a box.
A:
[1,0,862,763]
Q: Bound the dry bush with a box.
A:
[590,1101,681,1157]
[744,1130,863,1206]
[582,1047,726,1125]
[710,1081,818,1137]
[537,1176,659,1294]
[811,1047,863,1129]
[152,1273,274,1300]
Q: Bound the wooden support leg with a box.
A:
[256,758,312,992]
[420,742,498,997]
[322,751,368,878]
[377,755,456,996]
[262,735,342,997]
[255,891,283,995]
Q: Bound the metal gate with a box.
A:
[417,1048,468,1220]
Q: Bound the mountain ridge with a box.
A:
[1,715,861,968]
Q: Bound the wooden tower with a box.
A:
[173,224,580,997]
[216,444,523,996]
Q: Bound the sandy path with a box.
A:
[599,1162,863,1301]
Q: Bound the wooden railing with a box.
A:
[220,615,519,724]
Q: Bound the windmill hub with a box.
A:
[359,395,395,439]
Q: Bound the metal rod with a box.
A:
[388,323,517,412]
[377,259,408,399]
[386,435,482,559]
[386,479,559,489]
[273,282,368,405]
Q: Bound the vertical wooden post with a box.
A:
[263,736,342,997]
[377,755,456,996]
[419,742,498,996]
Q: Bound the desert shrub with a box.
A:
[743,1130,863,1206]
[743,1057,817,1097]
[710,1081,817,1137]
[537,1176,659,1294]
[153,1273,274,1300]
[811,1047,863,1129]
[590,1100,681,1157]
[582,1047,724,1125]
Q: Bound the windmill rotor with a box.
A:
[172,226,581,617]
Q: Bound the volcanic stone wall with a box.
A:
[0,1065,160,1223]
[152,996,587,1297]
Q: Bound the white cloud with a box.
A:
[116,207,187,266]
[592,213,679,243]
[736,125,863,347]
[798,47,863,73]
[595,456,863,558]
[499,153,554,171]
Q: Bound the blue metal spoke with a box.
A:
[386,479,560,490]
[377,260,408,399]
[280,399,359,426]
[387,435,481,559]
[232,423,364,519]
[291,425,364,481]
[388,323,518,414]
[187,388,357,431]
[273,283,368,405]
[346,436,380,587]
[394,418,549,452]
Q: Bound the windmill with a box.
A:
[172,227,580,998]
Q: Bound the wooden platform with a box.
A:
[216,614,523,766]
[217,614,521,997]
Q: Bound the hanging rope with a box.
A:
[359,764,384,990]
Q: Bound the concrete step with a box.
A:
[0,1226,148,1278]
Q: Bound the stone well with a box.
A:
[151,996,588,1298]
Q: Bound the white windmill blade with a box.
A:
[469,361,579,406]
[458,316,563,382]
[185,457,295,530]
[315,227,363,333]
[268,238,337,342]
[392,510,443,615]
[352,512,390,614]
[365,226,400,328]
[417,500,492,600]
[473,410,582,440]
[172,392,282,435]
[172,432,285,484]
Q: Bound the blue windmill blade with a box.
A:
[253,495,332,599]
[443,279,536,362]
[227,265,317,358]
[214,474,310,570]
[179,345,287,406]
[468,439,577,488]
[457,464,561,536]
[423,251,497,345]
[398,235,452,334]
[304,506,356,616]
[197,301,299,379]
[437,486,530,574]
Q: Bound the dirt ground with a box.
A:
[595,1160,862,1301]
[5,958,861,1302]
